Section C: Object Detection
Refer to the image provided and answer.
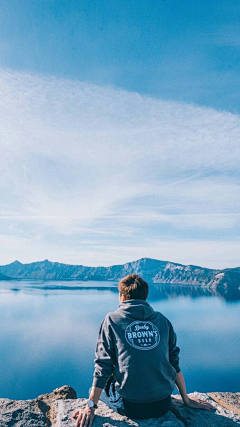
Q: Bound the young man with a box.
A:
[73,274,215,426]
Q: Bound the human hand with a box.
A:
[72,406,95,427]
[184,397,216,411]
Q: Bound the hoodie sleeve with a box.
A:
[92,315,116,389]
[168,321,181,373]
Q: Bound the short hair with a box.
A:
[118,274,149,300]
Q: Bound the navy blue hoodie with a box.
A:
[92,299,181,403]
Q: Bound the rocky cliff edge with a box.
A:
[0,385,239,427]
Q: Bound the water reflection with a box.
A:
[149,283,240,303]
[3,279,240,303]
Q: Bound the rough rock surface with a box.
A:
[0,386,239,427]
[208,392,240,416]
[0,385,76,427]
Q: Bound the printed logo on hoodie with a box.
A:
[125,320,160,350]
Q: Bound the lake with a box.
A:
[0,279,239,400]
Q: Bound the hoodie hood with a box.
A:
[117,299,155,320]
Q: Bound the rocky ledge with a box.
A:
[0,385,239,427]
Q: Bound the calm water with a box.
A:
[0,280,239,400]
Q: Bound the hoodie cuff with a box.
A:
[173,364,181,373]
[92,376,108,389]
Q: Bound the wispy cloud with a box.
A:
[0,68,240,268]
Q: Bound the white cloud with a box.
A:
[0,68,240,268]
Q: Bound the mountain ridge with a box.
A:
[0,257,239,291]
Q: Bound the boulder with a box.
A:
[0,386,239,427]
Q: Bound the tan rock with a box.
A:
[208,392,240,415]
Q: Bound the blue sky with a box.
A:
[0,0,240,268]
[1,0,240,112]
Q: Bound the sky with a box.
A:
[0,0,240,268]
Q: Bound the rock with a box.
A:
[0,386,239,427]
[37,385,77,426]
[55,398,184,427]
[208,392,240,416]
[0,385,76,427]
[171,392,240,426]
[37,384,77,401]
[0,398,48,427]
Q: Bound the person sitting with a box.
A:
[73,274,214,426]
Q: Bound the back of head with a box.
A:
[118,274,149,300]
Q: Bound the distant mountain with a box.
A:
[0,272,12,280]
[0,258,239,291]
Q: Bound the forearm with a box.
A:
[89,386,103,405]
[175,371,189,404]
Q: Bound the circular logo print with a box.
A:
[125,321,160,350]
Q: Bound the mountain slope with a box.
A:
[0,257,239,291]
[0,272,12,280]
